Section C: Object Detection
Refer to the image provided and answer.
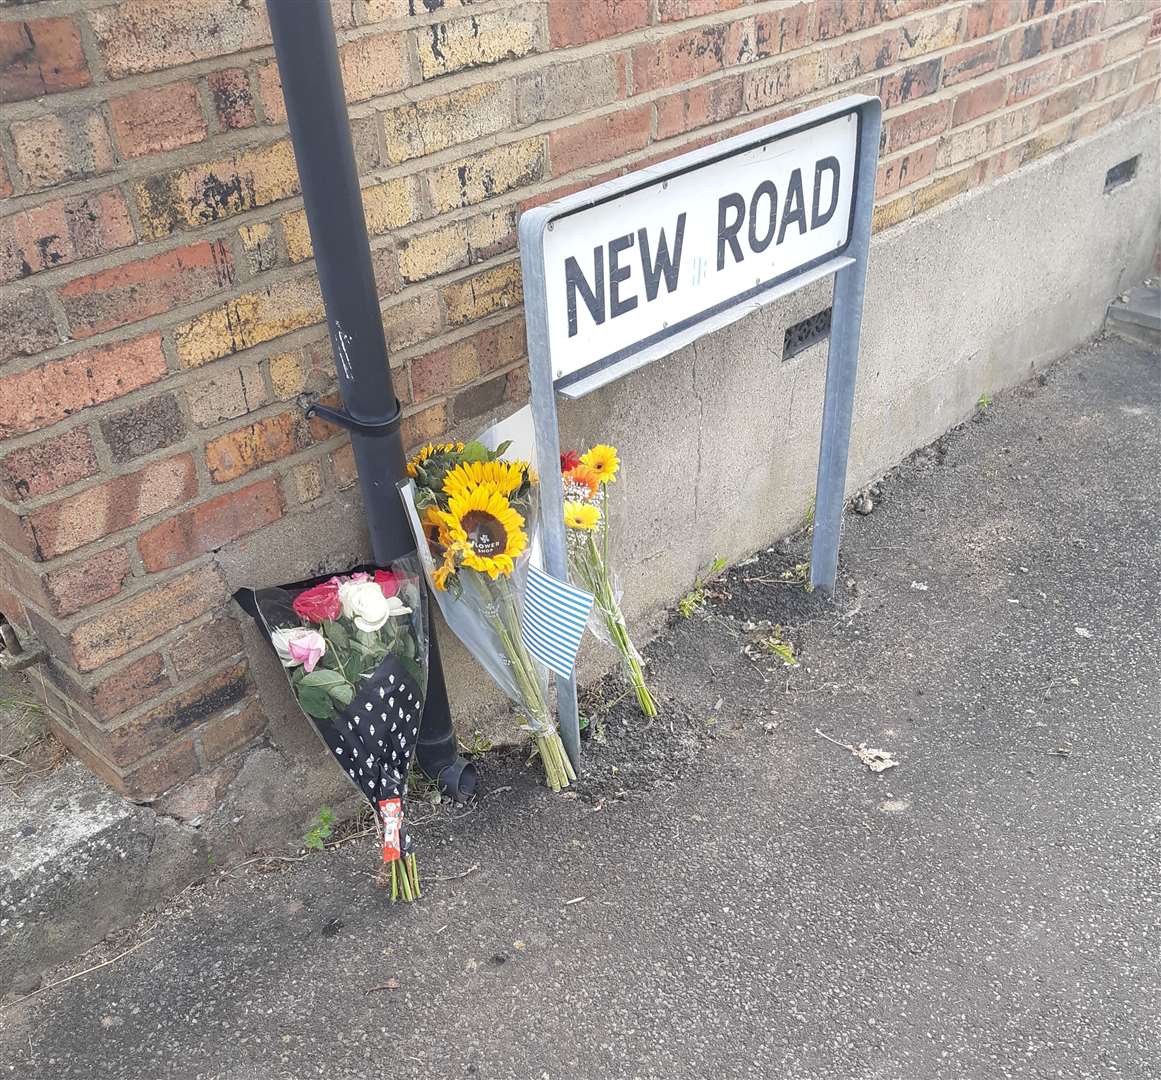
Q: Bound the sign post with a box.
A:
[519,96,881,767]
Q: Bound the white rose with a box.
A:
[338,580,411,632]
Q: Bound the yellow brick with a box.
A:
[914,166,977,214]
[281,209,314,263]
[382,83,510,164]
[417,9,538,79]
[269,350,306,399]
[1020,121,1073,164]
[362,176,420,235]
[135,140,299,239]
[174,279,325,367]
[465,208,516,261]
[428,138,544,214]
[238,221,276,274]
[896,9,961,60]
[383,293,441,352]
[398,223,468,284]
[281,177,417,264]
[290,461,324,503]
[442,262,522,327]
[872,193,914,233]
[339,30,408,103]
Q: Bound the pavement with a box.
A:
[1,332,1158,1080]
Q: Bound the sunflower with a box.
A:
[421,505,451,550]
[439,485,527,578]
[406,441,466,477]
[563,501,600,531]
[565,463,601,497]
[431,545,459,591]
[442,459,527,500]
[580,444,619,484]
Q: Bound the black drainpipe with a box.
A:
[266,0,476,800]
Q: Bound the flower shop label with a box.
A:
[526,105,861,391]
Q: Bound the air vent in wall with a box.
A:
[1104,156,1139,193]
[783,307,832,360]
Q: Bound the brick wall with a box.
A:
[0,0,1157,801]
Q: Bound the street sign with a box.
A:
[540,107,861,392]
[519,96,881,768]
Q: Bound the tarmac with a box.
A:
[1,332,1157,1080]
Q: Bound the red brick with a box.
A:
[89,653,171,722]
[1040,78,1096,124]
[58,240,235,338]
[1052,3,1102,48]
[167,612,244,683]
[658,0,745,22]
[453,371,508,423]
[1105,19,1151,64]
[816,0,878,39]
[0,503,37,559]
[200,698,266,763]
[109,82,207,159]
[999,20,1053,66]
[0,333,168,439]
[0,157,11,200]
[655,76,744,139]
[204,411,311,483]
[138,478,282,572]
[207,67,256,130]
[90,0,272,79]
[68,564,227,672]
[941,42,997,88]
[120,738,200,799]
[100,393,187,464]
[103,660,252,761]
[953,78,1009,125]
[1006,56,1061,104]
[26,453,197,560]
[962,0,1019,41]
[0,17,90,104]
[547,0,649,47]
[753,3,812,56]
[401,401,448,451]
[632,21,753,93]
[884,99,952,152]
[1061,40,1106,81]
[10,108,114,191]
[42,546,133,619]
[875,144,938,198]
[0,426,97,502]
[0,189,135,284]
[880,57,942,108]
[550,105,652,175]
[332,443,358,489]
[0,289,57,367]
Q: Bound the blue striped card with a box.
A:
[520,565,594,680]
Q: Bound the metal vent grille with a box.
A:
[783,307,832,360]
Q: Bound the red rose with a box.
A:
[560,450,580,471]
[373,569,401,598]
[292,579,341,623]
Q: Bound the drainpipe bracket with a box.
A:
[299,395,403,438]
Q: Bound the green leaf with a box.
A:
[328,682,354,706]
[461,440,490,463]
[494,439,512,457]
[323,620,349,651]
[299,669,347,690]
[297,683,334,720]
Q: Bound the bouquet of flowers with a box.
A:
[560,444,657,718]
[404,440,576,792]
[251,563,428,901]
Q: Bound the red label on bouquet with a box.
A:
[378,798,402,862]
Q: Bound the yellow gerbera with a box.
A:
[406,441,466,477]
[442,459,527,500]
[564,501,600,531]
[439,485,527,579]
[580,444,619,484]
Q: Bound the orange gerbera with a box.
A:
[566,464,600,496]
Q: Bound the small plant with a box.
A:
[460,730,493,756]
[677,557,728,617]
[760,626,799,667]
[977,391,993,411]
[304,806,337,851]
[804,496,816,529]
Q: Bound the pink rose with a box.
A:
[271,627,327,673]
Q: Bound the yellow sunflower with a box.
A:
[421,505,452,550]
[406,441,466,477]
[431,545,459,591]
[580,444,619,484]
[563,501,600,531]
[442,459,527,500]
[439,484,527,578]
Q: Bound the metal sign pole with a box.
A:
[809,103,882,594]
[524,250,582,770]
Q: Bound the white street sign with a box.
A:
[533,105,860,391]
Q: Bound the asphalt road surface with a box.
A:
[2,333,1158,1080]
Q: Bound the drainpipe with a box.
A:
[267,0,476,800]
